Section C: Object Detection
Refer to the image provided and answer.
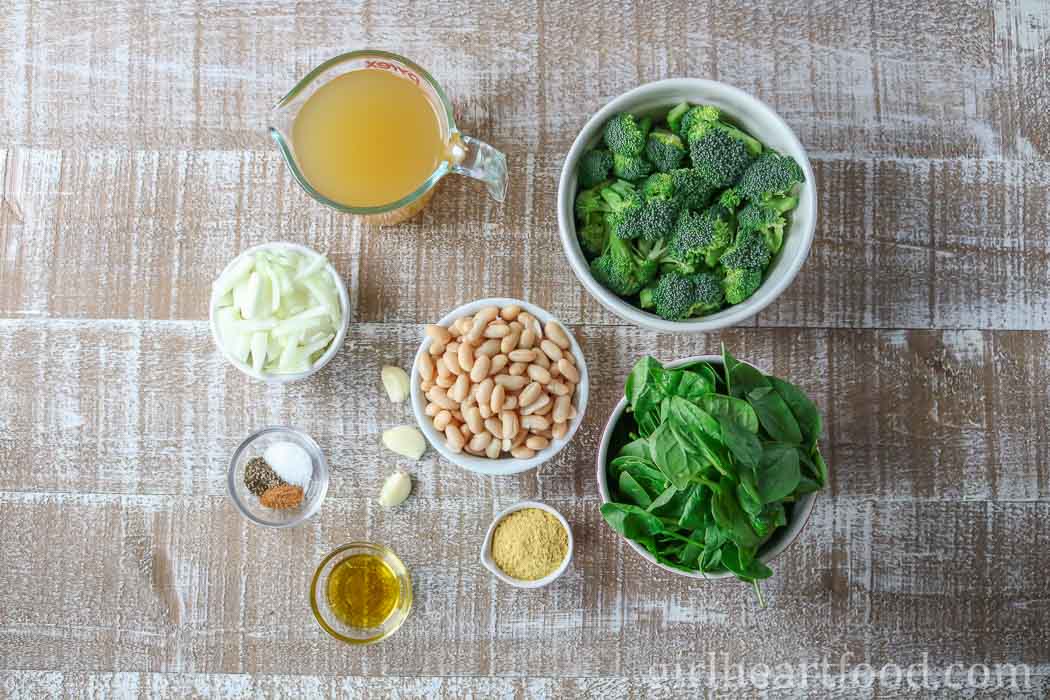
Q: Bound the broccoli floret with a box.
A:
[689,129,757,188]
[645,129,687,172]
[600,180,642,236]
[575,183,610,220]
[723,267,763,304]
[578,214,610,258]
[613,152,653,181]
[736,151,805,204]
[639,271,725,320]
[666,102,691,135]
[737,202,793,254]
[719,188,743,211]
[578,149,613,188]
[619,199,679,242]
[679,105,721,138]
[603,113,649,156]
[642,173,674,201]
[669,168,717,211]
[590,233,657,297]
[719,229,772,270]
[669,205,735,268]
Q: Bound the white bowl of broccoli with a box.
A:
[557,79,816,333]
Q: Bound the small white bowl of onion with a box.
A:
[209,242,350,383]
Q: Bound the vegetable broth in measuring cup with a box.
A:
[292,68,445,208]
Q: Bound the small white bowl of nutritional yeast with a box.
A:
[209,242,350,384]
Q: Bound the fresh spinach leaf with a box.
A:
[618,437,650,460]
[736,480,764,517]
[719,418,763,468]
[648,422,696,489]
[646,484,679,513]
[755,444,801,503]
[748,386,803,444]
[672,369,715,403]
[609,455,667,496]
[698,394,760,433]
[618,470,653,508]
[666,396,721,442]
[711,480,762,548]
[678,424,734,479]
[678,486,709,530]
[600,503,665,540]
[770,376,822,449]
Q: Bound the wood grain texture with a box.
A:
[2,0,1049,697]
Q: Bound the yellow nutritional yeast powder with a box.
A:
[325,553,400,629]
[491,508,569,581]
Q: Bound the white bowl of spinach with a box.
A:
[596,348,827,602]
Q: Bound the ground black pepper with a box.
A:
[244,457,285,496]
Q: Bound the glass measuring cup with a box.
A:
[270,50,508,225]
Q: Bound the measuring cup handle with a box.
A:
[451,134,508,203]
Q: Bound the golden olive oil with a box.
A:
[291,69,445,208]
[325,553,400,628]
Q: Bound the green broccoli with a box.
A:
[612,152,654,181]
[735,151,805,204]
[723,267,763,304]
[669,205,735,268]
[603,113,650,156]
[666,102,691,135]
[578,213,610,258]
[641,173,674,201]
[590,233,657,297]
[578,149,613,188]
[639,271,725,320]
[689,128,757,188]
[669,168,717,211]
[719,188,743,211]
[619,199,680,242]
[737,202,790,254]
[645,129,687,172]
[679,105,721,138]
[575,183,609,220]
[600,180,642,237]
[719,229,772,270]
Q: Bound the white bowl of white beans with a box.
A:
[410,298,589,476]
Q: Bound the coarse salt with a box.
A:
[263,441,313,486]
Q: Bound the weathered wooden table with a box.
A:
[2,1,1048,697]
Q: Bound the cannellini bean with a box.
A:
[501,304,522,321]
[508,349,535,363]
[421,380,435,392]
[519,381,543,406]
[467,316,488,343]
[484,417,504,439]
[539,339,563,362]
[477,378,494,407]
[519,328,536,349]
[447,341,460,353]
[427,386,458,410]
[521,393,551,415]
[531,351,550,369]
[460,423,471,438]
[470,354,491,382]
[521,313,542,339]
[509,362,527,376]
[443,350,462,375]
[511,446,536,459]
[434,410,452,431]
[502,396,518,411]
[479,403,493,419]
[450,374,470,402]
[425,402,440,417]
[490,354,508,375]
[526,435,549,450]
[436,357,451,378]
[460,399,475,416]
[536,400,554,416]
[483,323,511,339]
[544,321,570,350]
[464,406,484,434]
[490,384,506,413]
[548,380,571,396]
[495,374,529,390]
[563,351,575,366]
[558,358,579,383]
[436,374,454,389]
[419,353,435,381]
[502,438,513,452]
[429,341,445,356]
[501,411,519,440]
[485,439,502,459]
[445,425,465,453]
[476,306,500,324]
[528,364,552,384]
[426,324,452,344]
[569,405,578,420]
[500,328,521,354]
[552,421,568,439]
[455,316,473,335]
[521,415,550,431]
[469,431,492,452]
[553,394,572,423]
[549,363,561,380]
[458,342,474,373]
[509,320,523,331]
[477,338,501,357]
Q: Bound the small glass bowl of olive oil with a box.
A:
[310,542,412,644]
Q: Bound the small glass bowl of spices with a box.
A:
[227,426,328,528]
[481,501,573,588]
[310,542,413,645]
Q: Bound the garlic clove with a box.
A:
[381,426,427,460]
[381,365,411,403]
[378,471,412,508]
